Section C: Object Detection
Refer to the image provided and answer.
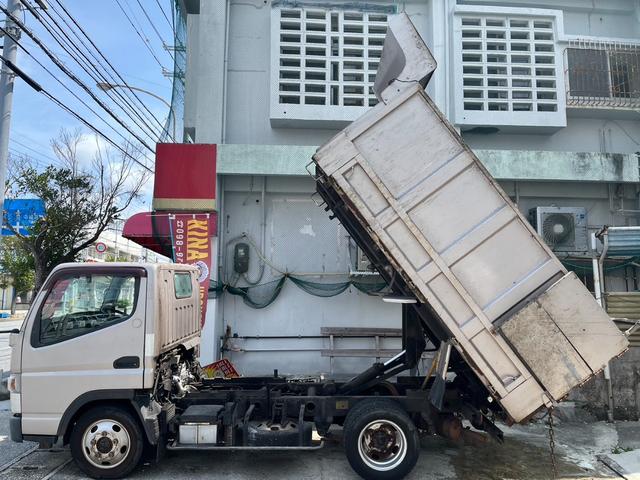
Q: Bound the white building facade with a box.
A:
[177,0,640,416]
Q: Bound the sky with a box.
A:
[5,0,176,209]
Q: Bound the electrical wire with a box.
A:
[10,138,63,166]
[18,1,167,146]
[0,24,154,161]
[39,87,154,172]
[47,0,173,141]
[38,1,165,142]
[0,3,157,154]
[0,49,154,171]
[134,0,175,62]
[0,53,153,173]
[154,0,174,31]
[114,0,167,69]
[8,148,47,168]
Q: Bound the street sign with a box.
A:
[2,198,45,236]
[95,242,107,254]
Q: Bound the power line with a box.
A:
[39,2,164,142]
[114,0,167,69]
[0,57,154,173]
[19,1,166,146]
[134,0,175,62]
[0,3,156,154]
[40,88,153,172]
[49,0,174,141]
[44,0,171,141]
[0,24,156,160]
[154,0,174,32]
[10,137,62,166]
[9,148,47,168]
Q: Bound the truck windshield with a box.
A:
[37,273,139,347]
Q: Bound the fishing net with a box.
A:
[210,274,387,309]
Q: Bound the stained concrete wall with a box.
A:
[571,348,640,421]
[217,173,639,375]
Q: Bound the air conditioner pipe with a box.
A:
[592,231,615,423]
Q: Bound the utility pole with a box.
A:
[0,0,22,219]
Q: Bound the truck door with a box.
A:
[20,266,147,437]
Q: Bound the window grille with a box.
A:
[272,7,388,124]
[566,41,640,108]
[459,15,559,114]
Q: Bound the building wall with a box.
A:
[183,0,640,414]
[186,0,640,150]
[215,172,639,375]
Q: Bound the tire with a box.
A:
[69,406,144,479]
[343,399,420,480]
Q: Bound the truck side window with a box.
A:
[174,272,193,299]
[36,274,139,347]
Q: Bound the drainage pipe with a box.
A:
[592,231,615,422]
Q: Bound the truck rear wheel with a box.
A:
[343,399,420,480]
[70,406,144,479]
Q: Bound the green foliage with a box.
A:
[106,253,131,262]
[11,165,103,277]
[611,445,634,454]
[0,236,35,297]
[7,129,148,290]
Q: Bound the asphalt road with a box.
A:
[0,396,636,480]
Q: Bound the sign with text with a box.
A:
[170,213,215,326]
[2,198,45,236]
[202,359,240,379]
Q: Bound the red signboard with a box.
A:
[153,144,217,211]
[202,359,240,379]
[170,213,214,326]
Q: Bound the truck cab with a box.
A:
[9,262,201,477]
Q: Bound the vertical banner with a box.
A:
[170,213,214,326]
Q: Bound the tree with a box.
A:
[7,129,149,290]
[0,237,34,314]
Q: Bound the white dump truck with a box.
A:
[8,14,627,480]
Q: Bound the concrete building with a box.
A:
[81,222,170,264]
[176,0,640,417]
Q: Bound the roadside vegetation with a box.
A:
[3,128,149,291]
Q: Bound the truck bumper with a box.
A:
[10,414,22,442]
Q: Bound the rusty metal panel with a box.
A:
[501,299,591,401]
[314,84,559,422]
[534,273,628,372]
[313,13,627,423]
[607,292,640,347]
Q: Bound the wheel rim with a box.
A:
[82,419,131,469]
[357,419,408,472]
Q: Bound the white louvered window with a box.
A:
[453,8,566,129]
[270,7,389,126]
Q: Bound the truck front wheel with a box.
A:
[70,406,144,479]
[343,399,420,480]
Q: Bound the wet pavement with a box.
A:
[0,397,637,479]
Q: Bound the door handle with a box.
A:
[113,356,140,369]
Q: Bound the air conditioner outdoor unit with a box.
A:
[529,206,589,254]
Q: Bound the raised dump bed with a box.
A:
[313,14,628,423]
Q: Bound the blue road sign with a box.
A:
[2,198,45,236]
